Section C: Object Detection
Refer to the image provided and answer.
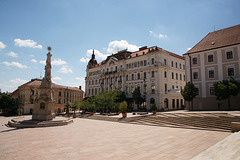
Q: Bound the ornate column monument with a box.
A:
[32,47,55,121]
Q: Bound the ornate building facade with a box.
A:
[184,24,240,110]
[18,78,84,114]
[85,46,185,110]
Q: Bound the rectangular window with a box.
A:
[144,84,147,94]
[196,88,199,95]
[180,74,182,80]
[172,72,174,79]
[140,61,143,66]
[164,71,167,78]
[227,51,233,59]
[171,61,174,67]
[144,72,146,79]
[193,72,198,79]
[151,85,155,94]
[129,63,131,68]
[152,71,154,77]
[208,55,213,62]
[138,61,140,67]
[193,57,197,64]
[175,62,178,68]
[126,86,129,94]
[152,58,154,64]
[180,64,182,69]
[165,84,167,93]
[228,68,234,76]
[164,59,166,65]
[210,87,214,95]
[176,73,178,80]
[126,75,128,81]
[132,74,134,80]
[209,70,214,78]
[144,60,147,66]
[132,63,134,68]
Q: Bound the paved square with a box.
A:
[0,116,230,160]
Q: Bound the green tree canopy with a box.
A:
[181,82,198,110]
[132,88,144,108]
[213,77,240,110]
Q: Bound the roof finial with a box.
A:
[48,46,51,53]
[92,49,95,59]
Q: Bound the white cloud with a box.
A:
[0,78,27,91]
[159,34,168,38]
[10,78,27,86]
[187,48,192,51]
[31,59,37,63]
[149,30,168,39]
[86,49,108,60]
[80,57,90,63]
[8,52,18,57]
[30,54,34,57]
[1,61,28,69]
[0,41,6,49]
[52,59,67,65]
[58,66,73,74]
[40,60,45,64]
[107,40,139,53]
[14,38,42,49]
[52,76,62,80]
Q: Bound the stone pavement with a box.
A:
[0,115,232,160]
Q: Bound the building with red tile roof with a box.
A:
[184,24,240,110]
[86,46,185,111]
[17,78,84,114]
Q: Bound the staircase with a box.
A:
[130,113,240,132]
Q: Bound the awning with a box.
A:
[54,106,65,109]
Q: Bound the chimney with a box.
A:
[79,86,82,90]
[139,46,147,51]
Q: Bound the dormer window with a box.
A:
[136,54,138,57]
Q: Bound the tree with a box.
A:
[71,100,80,115]
[181,82,198,110]
[132,88,144,109]
[213,77,240,110]
[94,90,121,113]
[80,97,96,113]
[65,102,71,115]
[0,93,15,115]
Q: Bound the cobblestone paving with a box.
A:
[0,115,231,160]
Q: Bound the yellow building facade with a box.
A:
[18,78,84,114]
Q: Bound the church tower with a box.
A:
[87,49,98,69]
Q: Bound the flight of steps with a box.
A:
[130,113,240,132]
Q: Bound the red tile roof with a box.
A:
[90,46,184,68]
[128,46,184,60]
[19,79,82,92]
[186,24,240,54]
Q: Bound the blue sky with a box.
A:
[0,0,239,92]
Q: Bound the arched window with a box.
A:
[138,73,140,79]
[164,99,168,108]
[40,102,45,110]
[150,98,155,104]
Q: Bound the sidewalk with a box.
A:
[0,115,232,160]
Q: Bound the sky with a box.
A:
[0,0,240,93]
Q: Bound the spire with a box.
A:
[92,49,95,59]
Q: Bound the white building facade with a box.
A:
[85,46,185,111]
[184,24,240,110]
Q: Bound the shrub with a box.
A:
[151,103,157,111]
[119,101,127,113]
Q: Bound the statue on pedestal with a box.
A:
[32,47,55,121]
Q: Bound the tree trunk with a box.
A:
[228,97,231,111]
